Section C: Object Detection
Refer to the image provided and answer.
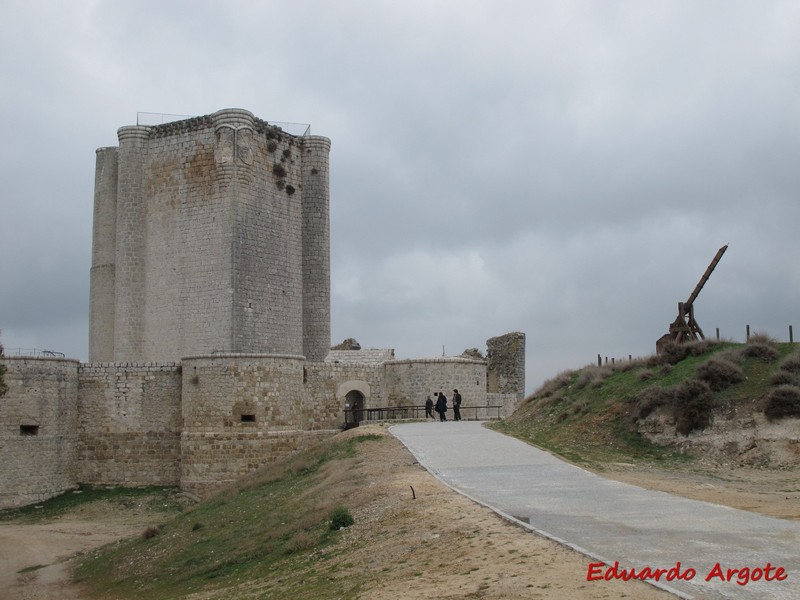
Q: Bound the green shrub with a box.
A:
[695,356,744,391]
[632,386,674,421]
[763,385,800,421]
[535,370,574,398]
[285,531,315,554]
[674,380,714,435]
[740,334,779,362]
[660,340,717,365]
[778,353,800,374]
[769,371,800,387]
[638,369,655,382]
[661,342,692,365]
[328,505,354,530]
[575,366,612,390]
[645,353,668,368]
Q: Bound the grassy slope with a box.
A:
[492,341,799,469]
[0,486,183,524]
[70,433,384,600]
[5,341,797,598]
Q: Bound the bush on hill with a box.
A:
[740,333,780,362]
[769,371,800,386]
[659,339,718,365]
[535,370,575,399]
[778,352,800,375]
[763,385,800,421]
[632,386,675,421]
[695,355,744,391]
[673,379,714,435]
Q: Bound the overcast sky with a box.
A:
[1,0,798,393]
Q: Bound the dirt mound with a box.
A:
[2,424,797,599]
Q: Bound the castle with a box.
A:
[0,109,525,509]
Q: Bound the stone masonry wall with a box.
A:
[383,358,488,410]
[138,116,234,360]
[487,332,526,399]
[326,349,396,365]
[77,363,182,486]
[300,136,332,361]
[486,393,522,419]
[313,357,388,410]
[221,110,304,357]
[179,355,340,495]
[89,109,332,364]
[88,146,118,362]
[0,358,80,509]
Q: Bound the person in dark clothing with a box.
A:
[452,388,462,421]
[434,391,448,421]
[425,395,434,419]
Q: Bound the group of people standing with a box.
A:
[425,389,463,422]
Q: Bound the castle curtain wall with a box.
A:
[179,355,340,494]
[0,358,79,509]
[76,363,182,486]
[383,358,488,408]
[1,108,529,509]
[487,332,526,398]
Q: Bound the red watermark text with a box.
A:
[587,561,788,587]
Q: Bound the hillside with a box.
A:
[2,337,798,599]
[493,337,800,470]
[3,427,677,600]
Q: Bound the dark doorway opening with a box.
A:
[344,390,365,427]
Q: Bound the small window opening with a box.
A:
[20,425,39,436]
[240,414,256,423]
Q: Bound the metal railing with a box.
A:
[4,348,65,357]
[344,405,504,426]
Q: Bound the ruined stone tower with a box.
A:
[89,108,331,363]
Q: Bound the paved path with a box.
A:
[390,421,799,600]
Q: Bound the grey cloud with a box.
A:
[2,1,798,391]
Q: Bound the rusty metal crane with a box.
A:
[656,244,728,354]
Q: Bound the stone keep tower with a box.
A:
[89,109,331,363]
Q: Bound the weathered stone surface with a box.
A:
[89,108,331,363]
[0,109,527,508]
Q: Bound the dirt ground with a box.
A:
[0,501,170,600]
[1,424,797,599]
